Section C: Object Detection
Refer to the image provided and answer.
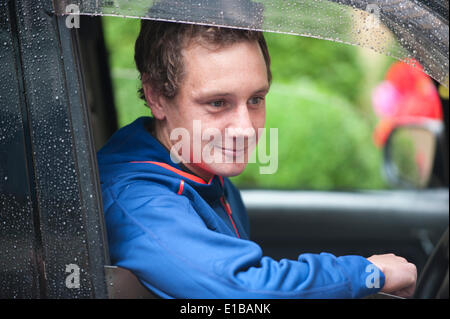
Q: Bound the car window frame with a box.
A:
[0,0,109,298]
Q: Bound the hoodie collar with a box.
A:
[98,116,225,201]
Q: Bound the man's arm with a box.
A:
[103,183,398,298]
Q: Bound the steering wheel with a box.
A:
[414,228,449,299]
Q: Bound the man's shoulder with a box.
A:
[102,175,190,211]
[107,176,183,199]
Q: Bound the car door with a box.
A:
[0,0,109,298]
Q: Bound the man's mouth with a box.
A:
[217,146,246,156]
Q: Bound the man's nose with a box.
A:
[229,103,255,137]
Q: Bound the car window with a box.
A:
[102,16,397,190]
[1,1,110,297]
[59,0,448,191]
[80,1,448,190]
[56,0,449,88]
[0,5,40,297]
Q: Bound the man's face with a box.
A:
[161,40,269,180]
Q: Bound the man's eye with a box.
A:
[249,97,264,105]
[209,100,225,108]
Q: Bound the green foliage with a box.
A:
[265,32,365,103]
[102,17,147,127]
[103,17,140,69]
[230,81,386,190]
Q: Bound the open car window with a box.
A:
[92,0,448,191]
[55,0,448,88]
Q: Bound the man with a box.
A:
[97,19,417,298]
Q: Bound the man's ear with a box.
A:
[142,74,166,121]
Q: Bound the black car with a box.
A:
[0,0,448,299]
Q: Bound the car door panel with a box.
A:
[0,0,109,298]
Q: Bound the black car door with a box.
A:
[0,0,109,298]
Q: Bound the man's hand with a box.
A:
[367,253,417,298]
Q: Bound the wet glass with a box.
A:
[54,0,448,88]
[1,0,108,298]
[0,1,41,298]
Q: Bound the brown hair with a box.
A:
[134,20,272,101]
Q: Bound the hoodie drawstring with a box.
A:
[220,195,240,239]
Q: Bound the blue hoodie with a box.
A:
[97,116,385,299]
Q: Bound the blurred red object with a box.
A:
[372,60,443,147]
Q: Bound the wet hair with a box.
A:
[134,19,272,101]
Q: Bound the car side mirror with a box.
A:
[383,120,444,189]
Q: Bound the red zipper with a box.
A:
[220,196,240,239]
